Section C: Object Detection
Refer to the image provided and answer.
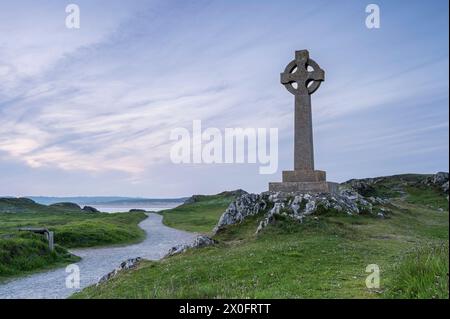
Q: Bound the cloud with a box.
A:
[0,0,448,196]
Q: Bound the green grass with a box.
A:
[0,233,80,282]
[386,243,449,299]
[161,194,235,233]
[405,185,449,210]
[74,176,449,299]
[0,198,147,280]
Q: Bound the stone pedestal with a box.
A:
[269,169,339,194]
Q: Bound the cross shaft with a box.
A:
[280,50,325,171]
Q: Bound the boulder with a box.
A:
[129,209,147,213]
[423,172,449,194]
[97,257,142,285]
[213,193,265,233]
[344,179,376,197]
[82,206,100,213]
[442,181,449,194]
[165,235,217,257]
[434,172,449,185]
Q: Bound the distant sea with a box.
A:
[87,203,182,213]
[27,196,187,213]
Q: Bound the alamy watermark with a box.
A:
[65,4,80,29]
[366,4,381,29]
[65,264,80,289]
[170,120,278,174]
[365,264,380,289]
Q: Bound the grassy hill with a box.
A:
[74,174,449,299]
[160,193,237,233]
[0,198,147,281]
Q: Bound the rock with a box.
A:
[344,179,376,197]
[434,172,449,185]
[96,257,142,285]
[129,209,147,213]
[214,190,376,235]
[192,235,217,248]
[166,243,191,256]
[213,193,266,233]
[367,196,388,205]
[441,181,449,194]
[165,235,217,257]
[82,206,100,213]
[422,172,449,194]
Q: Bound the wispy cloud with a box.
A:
[0,0,448,196]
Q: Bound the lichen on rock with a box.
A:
[97,257,143,285]
[165,235,217,257]
[213,189,382,235]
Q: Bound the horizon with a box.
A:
[1,171,446,198]
[1,0,449,197]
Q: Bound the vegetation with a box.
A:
[161,194,236,233]
[75,174,449,299]
[0,233,80,282]
[0,198,147,281]
[387,243,448,299]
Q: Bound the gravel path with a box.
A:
[0,213,197,299]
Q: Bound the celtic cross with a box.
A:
[280,50,325,171]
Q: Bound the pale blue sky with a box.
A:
[0,0,448,197]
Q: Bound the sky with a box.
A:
[0,0,448,197]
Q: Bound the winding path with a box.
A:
[0,213,197,299]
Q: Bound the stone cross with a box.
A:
[280,50,324,171]
[269,49,337,194]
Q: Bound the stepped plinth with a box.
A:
[269,169,338,193]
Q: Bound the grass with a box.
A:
[74,175,449,299]
[387,243,449,299]
[405,185,449,211]
[161,194,235,233]
[0,198,147,280]
[0,233,80,282]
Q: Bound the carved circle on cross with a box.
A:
[280,50,325,96]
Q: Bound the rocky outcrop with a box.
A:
[423,172,449,194]
[214,190,382,235]
[165,235,217,257]
[213,193,266,233]
[82,206,100,213]
[442,182,449,194]
[344,179,377,197]
[97,257,142,285]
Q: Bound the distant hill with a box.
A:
[25,196,188,206]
